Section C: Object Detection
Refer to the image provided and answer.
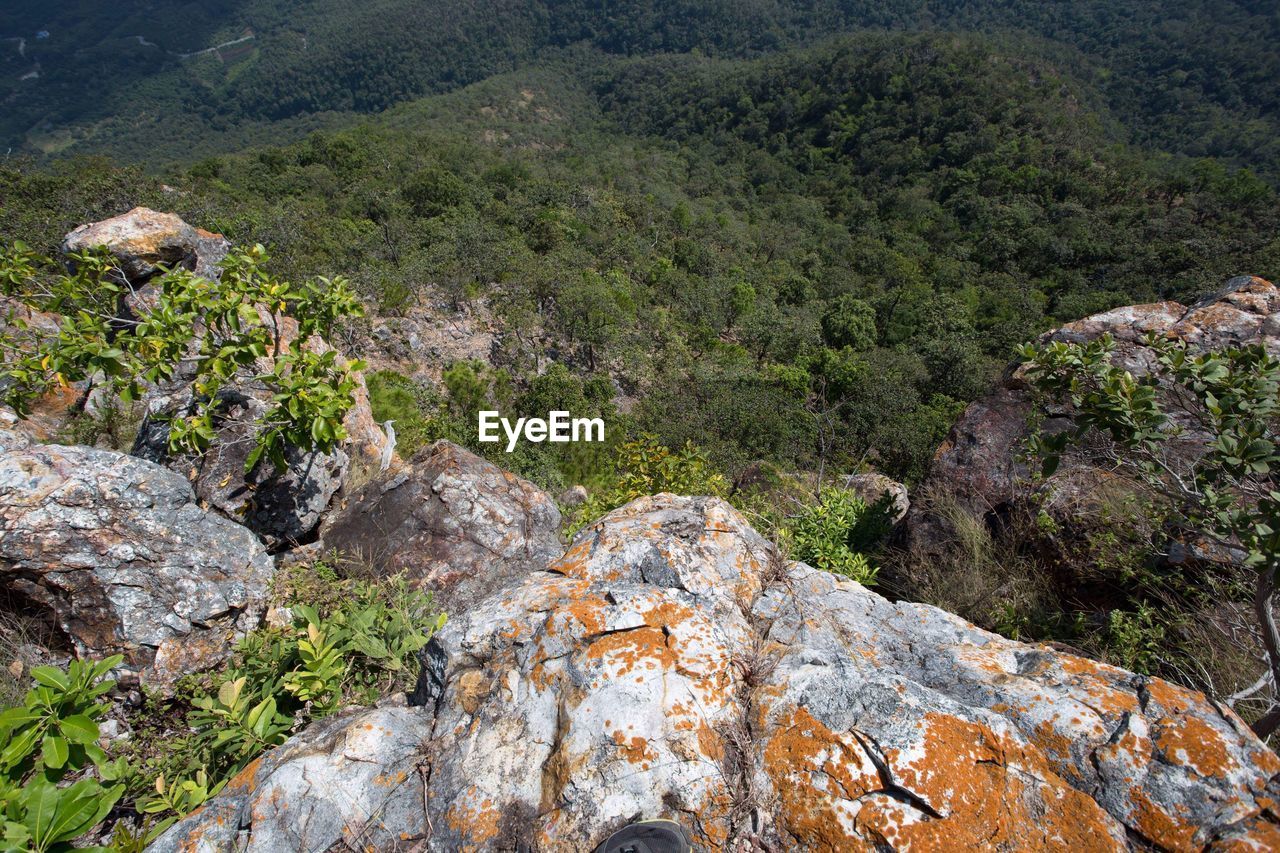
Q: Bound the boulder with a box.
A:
[840,471,909,523]
[906,275,1280,556]
[131,381,350,551]
[159,495,1280,850]
[558,484,589,507]
[321,440,563,613]
[147,707,434,853]
[61,206,230,283]
[0,442,272,684]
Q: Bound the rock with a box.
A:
[125,287,381,551]
[131,381,350,551]
[61,207,229,283]
[906,275,1280,556]
[840,471,909,523]
[0,427,30,453]
[558,484,589,506]
[148,707,434,853]
[321,440,563,613]
[162,495,1280,850]
[0,442,273,684]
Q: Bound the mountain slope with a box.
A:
[1,0,1277,179]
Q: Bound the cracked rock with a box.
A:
[0,442,272,686]
[157,494,1280,850]
[320,440,563,613]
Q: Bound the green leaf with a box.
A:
[41,735,68,770]
[57,715,100,746]
[29,667,69,692]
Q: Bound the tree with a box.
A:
[1022,332,1280,736]
[0,243,365,473]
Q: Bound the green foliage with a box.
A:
[120,568,444,838]
[1022,332,1280,730]
[568,434,729,535]
[0,244,365,474]
[4,29,1278,488]
[1023,333,1280,568]
[1102,605,1168,675]
[0,656,124,852]
[785,488,888,585]
[365,370,444,458]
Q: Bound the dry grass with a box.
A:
[0,597,65,707]
[884,487,1054,635]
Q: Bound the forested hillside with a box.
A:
[1,0,1277,179]
[4,34,1276,486]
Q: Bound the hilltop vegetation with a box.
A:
[3,34,1276,490]
[1,1,1278,179]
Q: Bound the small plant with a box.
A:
[1023,332,1280,735]
[0,243,365,474]
[568,434,730,534]
[1103,606,1167,674]
[0,656,124,852]
[785,488,890,585]
[136,769,223,839]
[281,620,345,713]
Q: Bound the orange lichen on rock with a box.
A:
[1152,713,1233,780]
[586,627,676,677]
[445,793,503,848]
[762,705,882,850]
[882,712,1123,851]
[1128,787,1199,851]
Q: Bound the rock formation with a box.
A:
[131,384,352,551]
[61,206,230,283]
[906,275,1280,558]
[321,440,563,613]
[0,442,272,684]
[10,208,385,550]
[155,492,1280,850]
[841,471,910,524]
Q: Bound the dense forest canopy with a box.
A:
[1,0,1278,180]
[3,33,1275,486]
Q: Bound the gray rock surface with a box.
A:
[61,206,230,283]
[906,275,1280,558]
[147,707,433,853]
[132,382,349,550]
[321,440,563,613]
[841,471,910,523]
[158,494,1280,850]
[0,442,272,684]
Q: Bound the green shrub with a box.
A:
[0,243,365,474]
[0,655,126,852]
[785,488,890,586]
[365,369,446,458]
[567,434,729,536]
[124,568,445,837]
[1102,605,1167,675]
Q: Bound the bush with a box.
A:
[567,434,730,535]
[0,243,365,474]
[784,488,889,585]
[0,656,127,852]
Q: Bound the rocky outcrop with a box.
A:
[131,383,351,551]
[47,208,383,549]
[841,471,909,523]
[147,707,434,853]
[0,442,272,684]
[321,440,563,613]
[906,275,1280,556]
[61,206,230,282]
[159,494,1280,850]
